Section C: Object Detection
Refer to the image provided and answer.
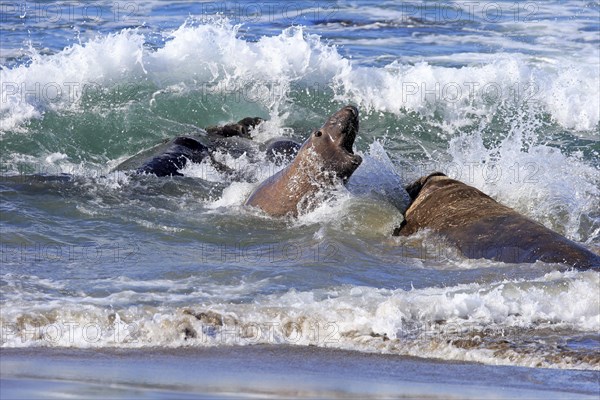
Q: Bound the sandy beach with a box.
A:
[1,345,598,399]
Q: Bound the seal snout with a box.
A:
[343,105,358,117]
[331,105,359,154]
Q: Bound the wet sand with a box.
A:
[1,345,598,399]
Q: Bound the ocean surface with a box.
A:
[1,0,599,387]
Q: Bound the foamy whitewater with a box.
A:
[1,0,599,373]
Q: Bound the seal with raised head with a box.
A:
[395,173,600,269]
[245,105,363,217]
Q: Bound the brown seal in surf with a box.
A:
[394,173,600,269]
[245,105,363,217]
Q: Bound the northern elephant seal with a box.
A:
[395,173,599,269]
[115,117,263,177]
[262,137,302,165]
[245,106,362,217]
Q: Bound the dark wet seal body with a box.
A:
[245,106,363,217]
[133,137,210,177]
[262,137,302,165]
[114,118,263,177]
[395,173,600,270]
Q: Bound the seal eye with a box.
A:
[314,130,322,137]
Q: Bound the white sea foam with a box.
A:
[335,56,599,131]
[179,157,228,182]
[44,152,68,163]
[206,181,255,210]
[1,30,147,130]
[1,270,598,369]
[2,20,598,133]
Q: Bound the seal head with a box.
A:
[308,105,362,182]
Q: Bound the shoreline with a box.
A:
[2,345,598,399]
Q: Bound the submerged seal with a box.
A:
[115,117,263,177]
[395,173,600,269]
[245,106,363,217]
[262,137,302,165]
